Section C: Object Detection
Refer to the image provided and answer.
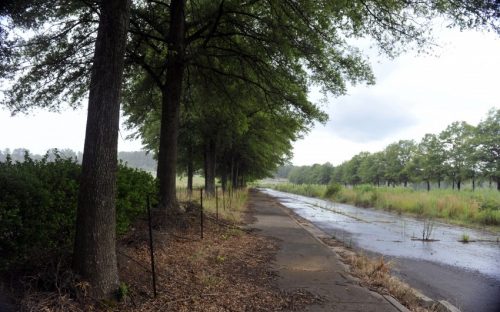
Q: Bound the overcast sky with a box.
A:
[1,26,499,166]
[293,27,500,166]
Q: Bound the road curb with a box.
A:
[384,295,411,312]
[436,300,462,312]
[272,197,463,312]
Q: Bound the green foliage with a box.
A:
[288,163,334,185]
[0,152,156,271]
[0,151,79,270]
[116,161,157,234]
[324,183,342,198]
[117,282,129,301]
[475,109,500,187]
[269,183,326,198]
[460,233,470,243]
[5,0,500,194]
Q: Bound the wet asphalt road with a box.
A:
[261,189,500,312]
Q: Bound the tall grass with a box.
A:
[177,187,248,222]
[264,183,327,198]
[262,183,500,228]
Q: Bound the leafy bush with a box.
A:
[116,161,156,234]
[354,184,376,193]
[0,152,156,271]
[324,183,341,198]
[0,152,79,270]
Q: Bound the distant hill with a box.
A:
[0,148,157,173]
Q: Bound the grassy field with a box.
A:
[260,183,500,229]
[176,174,205,188]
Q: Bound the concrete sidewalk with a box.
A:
[247,189,403,312]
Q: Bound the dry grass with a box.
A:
[177,187,249,223]
[321,237,436,312]
[14,194,318,312]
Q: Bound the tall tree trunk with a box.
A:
[73,0,130,299]
[497,178,500,191]
[204,138,216,196]
[427,180,430,192]
[438,180,441,189]
[472,178,475,191]
[404,180,408,187]
[452,179,455,190]
[457,180,461,191]
[156,0,185,218]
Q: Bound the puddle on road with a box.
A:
[261,188,500,280]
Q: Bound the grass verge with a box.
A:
[322,238,436,312]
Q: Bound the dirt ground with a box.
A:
[4,199,320,311]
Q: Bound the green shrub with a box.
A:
[116,162,157,234]
[0,152,156,271]
[354,184,376,193]
[324,183,342,198]
[476,210,500,225]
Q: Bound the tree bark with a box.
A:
[156,0,185,219]
[472,178,475,191]
[457,180,461,191]
[204,138,216,196]
[427,180,430,192]
[73,0,130,299]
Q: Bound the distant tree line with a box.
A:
[0,149,157,173]
[278,109,500,191]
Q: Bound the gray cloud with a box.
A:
[326,96,417,142]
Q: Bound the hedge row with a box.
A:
[0,152,156,271]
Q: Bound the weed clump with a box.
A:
[324,183,341,198]
[460,233,470,243]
